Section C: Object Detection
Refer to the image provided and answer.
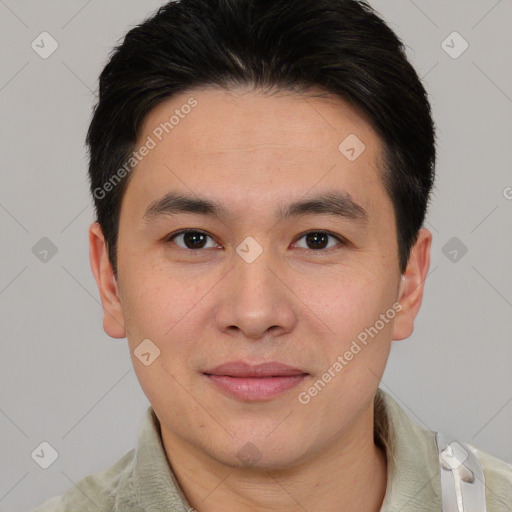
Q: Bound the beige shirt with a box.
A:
[30,388,512,511]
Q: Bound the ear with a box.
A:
[392,228,432,341]
[88,222,126,339]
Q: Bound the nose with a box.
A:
[215,247,298,341]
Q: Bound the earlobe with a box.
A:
[88,222,127,339]
[392,228,432,341]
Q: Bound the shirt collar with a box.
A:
[377,387,442,510]
[132,406,192,511]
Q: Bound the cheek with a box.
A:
[119,265,182,347]
[120,264,214,372]
[305,266,395,319]
[304,269,398,357]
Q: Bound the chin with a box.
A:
[205,434,310,472]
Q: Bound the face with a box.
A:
[90,86,431,471]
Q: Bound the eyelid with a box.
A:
[165,228,349,252]
[166,228,210,241]
[165,228,220,249]
[292,229,349,250]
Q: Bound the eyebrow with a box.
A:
[143,191,368,225]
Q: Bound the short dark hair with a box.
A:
[86,0,436,277]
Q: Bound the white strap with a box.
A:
[435,432,487,512]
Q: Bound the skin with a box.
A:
[89,86,431,512]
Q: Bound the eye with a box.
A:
[293,230,347,251]
[166,229,219,250]
[165,229,347,252]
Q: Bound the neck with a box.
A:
[161,402,388,512]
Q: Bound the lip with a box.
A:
[203,361,309,401]
[205,361,307,378]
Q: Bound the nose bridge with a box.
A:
[235,247,276,301]
[218,242,296,338]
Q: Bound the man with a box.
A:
[31,0,512,510]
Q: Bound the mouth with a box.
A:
[203,361,309,401]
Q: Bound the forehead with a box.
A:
[121,86,391,226]
[140,86,378,155]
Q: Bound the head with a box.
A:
[88,0,435,470]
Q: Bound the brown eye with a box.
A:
[294,231,345,251]
[168,230,217,250]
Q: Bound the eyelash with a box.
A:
[165,229,348,253]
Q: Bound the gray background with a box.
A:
[0,0,511,510]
